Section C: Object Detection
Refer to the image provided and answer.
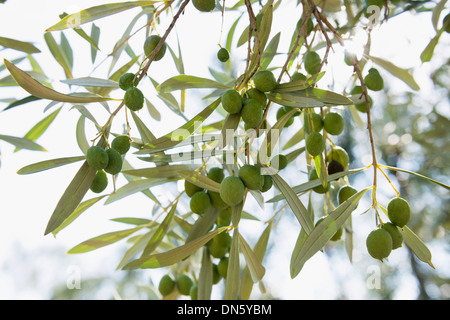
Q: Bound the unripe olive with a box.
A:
[219,176,245,206]
[221,89,243,114]
[304,51,321,75]
[143,35,166,61]
[177,274,194,296]
[190,191,211,215]
[207,167,225,183]
[291,71,307,81]
[217,207,232,226]
[309,168,330,194]
[111,135,131,155]
[238,164,263,190]
[104,148,123,175]
[190,284,198,300]
[337,185,358,205]
[270,154,288,170]
[381,222,403,249]
[192,0,215,12]
[245,88,267,108]
[253,70,277,92]
[387,197,411,228]
[124,87,144,111]
[90,170,108,193]
[305,112,323,133]
[118,73,139,91]
[260,175,273,192]
[207,190,228,210]
[217,47,230,62]
[158,274,175,296]
[208,237,228,259]
[364,68,384,91]
[184,180,203,197]
[306,131,325,157]
[86,146,109,170]
[217,257,229,279]
[241,98,263,129]
[366,228,393,261]
[323,112,344,136]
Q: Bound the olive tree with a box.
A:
[0,0,448,300]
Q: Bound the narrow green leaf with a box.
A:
[44,32,73,78]
[4,59,113,103]
[271,173,314,234]
[380,165,449,190]
[402,226,434,268]
[138,98,221,153]
[75,115,90,154]
[0,36,41,53]
[0,134,46,151]
[141,201,178,256]
[44,131,110,235]
[267,167,367,203]
[122,227,228,269]
[45,1,158,31]
[110,217,151,226]
[239,233,266,283]
[224,228,240,300]
[290,194,314,278]
[268,87,353,108]
[90,23,101,63]
[121,164,197,179]
[44,161,97,235]
[60,77,119,88]
[178,170,221,193]
[368,55,420,91]
[198,248,213,300]
[60,32,73,70]
[240,222,272,300]
[260,32,281,70]
[52,195,107,236]
[68,225,145,254]
[116,230,154,270]
[185,208,220,244]
[432,0,448,32]
[104,178,176,205]
[3,95,42,111]
[14,107,61,152]
[17,155,86,175]
[157,75,231,93]
[248,2,273,73]
[290,187,369,278]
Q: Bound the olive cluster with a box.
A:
[86,135,130,193]
[158,273,198,299]
[366,197,411,261]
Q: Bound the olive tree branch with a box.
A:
[138,0,189,82]
[306,0,379,207]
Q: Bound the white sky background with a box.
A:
[0,0,448,299]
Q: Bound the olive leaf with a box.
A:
[157,75,231,93]
[4,59,113,103]
[17,155,86,175]
[122,226,229,269]
[0,36,41,53]
[45,1,158,31]
[290,187,370,278]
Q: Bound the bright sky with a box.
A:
[0,0,447,299]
